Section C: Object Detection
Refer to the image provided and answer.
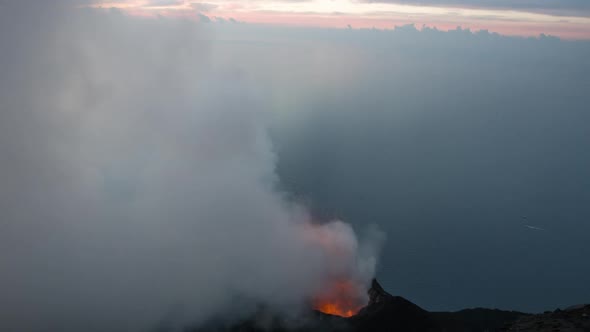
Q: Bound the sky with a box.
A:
[1,1,590,332]
[85,0,590,39]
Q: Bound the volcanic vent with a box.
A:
[312,279,368,317]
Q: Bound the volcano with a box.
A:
[346,279,436,331]
[190,279,531,332]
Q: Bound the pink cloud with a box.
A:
[89,0,590,39]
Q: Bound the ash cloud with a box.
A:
[0,6,381,332]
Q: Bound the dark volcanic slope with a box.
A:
[431,308,525,332]
[349,280,525,332]
[190,280,534,332]
[505,304,590,332]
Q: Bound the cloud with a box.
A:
[198,12,211,22]
[190,2,218,12]
[85,0,590,39]
[0,6,381,332]
[364,0,590,16]
[143,0,185,7]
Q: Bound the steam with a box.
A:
[0,5,382,332]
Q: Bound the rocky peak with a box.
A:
[367,279,393,306]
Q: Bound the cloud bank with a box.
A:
[84,0,590,39]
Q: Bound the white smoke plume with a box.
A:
[0,5,383,332]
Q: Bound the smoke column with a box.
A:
[0,4,383,332]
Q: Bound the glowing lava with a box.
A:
[313,279,367,317]
[300,221,371,317]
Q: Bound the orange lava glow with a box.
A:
[313,280,366,317]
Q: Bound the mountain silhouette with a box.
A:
[191,279,589,332]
